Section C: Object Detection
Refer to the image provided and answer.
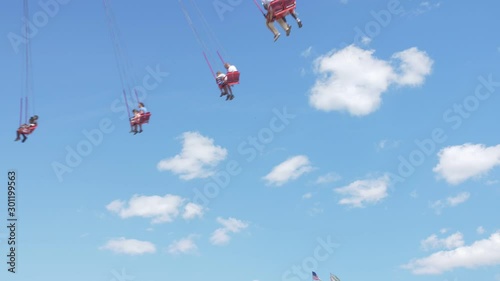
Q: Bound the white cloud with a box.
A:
[410,1,442,15]
[361,36,371,45]
[403,231,500,274]
[377,139,400,151]
[263,155,313,186]
[302,192,312,199]
[301,46,313,58]
[210,228,231,245]
[157,131,228,180]
[334,175,390,207]
[168,235,198,255]
[433,143,500,185]
[421,232,464,251]
[182,202,204,220]
[106,194,203,224]
[210,217,249,245]
[410,190,418,198]
[447,192,470,206]
[430,192,470,214]
[100,237,156,255]
[477,226,486,235]
[315,172,341,184]
[308,45,433,116]
[392,47,433,86]
[308,202,323,216]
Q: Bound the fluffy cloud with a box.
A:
[392,47,433,86]
[157,131,227,180]
[430,192,470,214]
[182,202,204,219]
[106,194,204,224]
[477,226,486,235]
[377,139,400,151]
[410,190,418,198]
[315,172,341,184]
[210,228,230,245]
[334,175,390,207]
[263,155,313,186]
[308,202,323,216]
[210,217,248,245]
[403,232,500,274]
[433,143,500,185]
[410,0,442,15]
[100,237,156,255]
[301,46,313,58]
[447,192,470,206]
[308,45,433,116]
[421,232,464,251]
[168,235,198,255]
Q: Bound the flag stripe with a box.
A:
[330,273,340,281]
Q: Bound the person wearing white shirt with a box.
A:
[224,63,237,72]
[261,0,290,41]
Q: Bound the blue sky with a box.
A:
[1,0,500,280]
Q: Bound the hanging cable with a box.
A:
[103,0,127,93]
[253,0,267,17]
[19,99,23,127]
[179,0,217,78]
[179,0,210,56]
[103,0,141,118]
[23,0,32,124]
[188,0,228,61]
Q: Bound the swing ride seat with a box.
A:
[226,71,240,86]
[217,71,240,89]
[139,112,151,124]
[130,112,151,126]
[269,0,296,20]
[17,124,37,135]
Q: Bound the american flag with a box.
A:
[330,273,340,281]
[312,272,321,281]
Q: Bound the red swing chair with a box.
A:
[16,98,38,138]
[225,70,240,87]
[17,124,37,135]
[130,112,152,126]
[126,90,152,131]
[268,0,296,20]
[204,51,240,91]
